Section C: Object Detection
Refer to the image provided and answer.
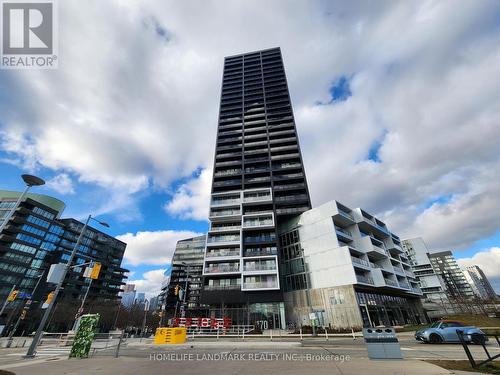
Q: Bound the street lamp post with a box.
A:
[0,174,45,233]
[141,299,149,338]
[25,214,109,358]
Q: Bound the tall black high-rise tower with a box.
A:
[201,47,311,328]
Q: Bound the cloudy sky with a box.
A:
[1,0,500,295]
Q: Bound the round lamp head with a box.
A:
[22,174,45,187]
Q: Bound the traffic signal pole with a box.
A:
[25,215,91,358]
[0,285,17,321]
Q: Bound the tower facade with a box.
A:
[200,47,311,327]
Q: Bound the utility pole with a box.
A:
[25,215,109,358]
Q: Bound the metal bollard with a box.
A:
[299,328,303,341]
[114,335,122,358]
[325,327,329,341]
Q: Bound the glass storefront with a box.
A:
[208,302,285,330]
[356,291,424,327]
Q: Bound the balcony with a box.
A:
[335,226,352,241]
[209,209,241,220]
[243,264,277,272]
[242,218,273,229]
[204,265,240,274]
[210,198,240,207]
[204,284,240,291]
[384,278,399,287]
[243,235,276,244]
[206,235,240,246]
[359,215,390,237]
[244,247,278,257]
[242,281,279,290]
[275,206,309,215]
[243,194,272,203]
[274,194,309,203]
[209,225,241,232]
[205,249,240,258]
[214,170,242,178]
[356,274,374,285]
[398,281,410,289]
[392,265,405,275]
[351,256,371,269]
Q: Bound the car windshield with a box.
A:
[430,322,440,328]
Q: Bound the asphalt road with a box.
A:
[0,336,498,369]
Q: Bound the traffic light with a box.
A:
[174,285,180,296]
[45,291,54,305]
[90,262,101,279]
[7,290,18,302]
[20,309,27,320]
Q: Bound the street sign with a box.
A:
[47,263,65,284]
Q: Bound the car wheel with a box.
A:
[471,333,486,345]
[429,333,443,344]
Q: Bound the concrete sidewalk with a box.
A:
[1,356,459,375]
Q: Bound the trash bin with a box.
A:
[362,327,403,359]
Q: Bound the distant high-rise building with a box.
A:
[135,292,145,305]
[427,251,475,301]
[201,47,312,326]
[159,235,206,312]
[463,265,497,300]
[402,238,450,317]
[121,284,136,308]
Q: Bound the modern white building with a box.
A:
[402,238,450,318]
[278,200,425,329]
[463,265,497,301]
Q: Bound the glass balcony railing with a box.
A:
[243,220,273,228]
[356,274,374,285]
[243,281,278,289]
[211,199,241,206]
[244,247,278,257]
[205,265,240,273]
[210,225,241,232]
[385,278,399,287]
[243,235,276,243]
[210,210,241,217]
[243,264,277,271]
[206,249,240,258]
[207,236,240,243]
[392,265,404,274]
[398,282,410,289]
[243,194,271,203]
[204,284,240,291]
[337,209,354,221]
[335,226,352,238]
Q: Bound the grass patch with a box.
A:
[443,314,500,328]
[425,360,500,374]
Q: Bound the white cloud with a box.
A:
[457,248,500,293]
[45,173,75,195]
[164,168,211,221]
[117,229,202,266]
[1,1,500,254]
[128,268,167,298]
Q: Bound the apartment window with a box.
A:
[33,207,55,220]
[16,233,42,246]
[10,242,37,254]
[26,215,50,228]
